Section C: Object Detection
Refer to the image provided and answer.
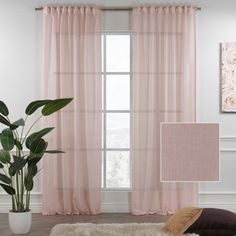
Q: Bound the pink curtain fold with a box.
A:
[131,6,198,215]
[41,6,102,215]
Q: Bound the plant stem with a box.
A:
[20,169,24,209]
[26,191,30,211]
[6,116,19,142]
[14,129,20,141]
[5,116,26,212]
[17,151,25,210]
[22,115,43,144]
[11,196,16,212]
[2,168,8,176]
[20,115,28,142]
[16,172,20,210]
[28,193,30,211]
[25,192,27,210]
[10,175,16,212]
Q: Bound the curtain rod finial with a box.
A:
[35,7,43,11]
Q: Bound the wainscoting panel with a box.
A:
[0,136,236,213]
[0,193,42,213]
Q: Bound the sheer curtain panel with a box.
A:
[42,6,102,215]
[131,6,198,215]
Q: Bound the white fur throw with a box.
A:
[50,223,199,236]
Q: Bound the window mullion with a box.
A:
[103,34,107,189]
[129,32,132,189]
[102,33,131,190]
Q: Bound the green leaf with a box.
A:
[0,129,14,151]
[0,115,11,126]
[28,165,38,177]
[0,149,11,164]
[42,98,73,116]
[14,140,23,150]
[29,138,47,154]
[26,127,54,149]
[28,154,43,165]
[25,100,51,115]
[24,175,34,191]
[12,118,25,127]
[10,118,25,130]
[0,173,11,184]
[13,155,27,171]
[45,150,65,154]
[0,163,3,168]
[0,101,9,116]
[8,164,16,176]
[0,184,15,195]
[9,124,18,130]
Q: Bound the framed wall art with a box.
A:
[222,42,236,112]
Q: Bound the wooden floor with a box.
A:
[0,213,170,236]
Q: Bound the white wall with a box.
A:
[196,3,236,211]
[1,0,236,213]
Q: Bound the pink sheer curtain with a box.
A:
[131,6,198,215]
[42,6,102,215]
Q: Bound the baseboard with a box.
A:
[0,202,130,214]
[1,202,236,213]
[199,203,236,212]
[1,193,236,213]
[101,203,130,213]
[101,202,236,213]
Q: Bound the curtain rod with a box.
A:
[35,6,201,11]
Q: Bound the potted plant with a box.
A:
[0,98,73,234]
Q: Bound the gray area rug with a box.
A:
[50,223,199,236]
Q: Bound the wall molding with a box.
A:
[101,203,130,213]
[0,193,42,213]
[0,136,235,213]
[220,148,236,152]
[221,136,236,141]
[0,203,42,213]
[199,191,236,195]
[220,136,236,152]
[1,203,236,213]
[102,202,236,213]
[0,191,236,213]
[0,192,42,196]
[1,191,235,196]
[198,203,236,212]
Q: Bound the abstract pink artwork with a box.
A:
[161,123,220,182]
[222,42,236,112]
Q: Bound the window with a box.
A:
[102,33,131,189]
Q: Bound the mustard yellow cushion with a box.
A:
[163,207,203,236]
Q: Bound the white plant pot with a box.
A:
[9,210,32,234]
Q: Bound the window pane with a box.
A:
[102,74,104,110]
[102,35,104,72]
[106,151,130,188]
[106,113,130,148]
[102,151,104,188]
[106,75,130,110]
[102,112,104,148]
[106,35,130,72]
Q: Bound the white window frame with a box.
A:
[102,32,132,190]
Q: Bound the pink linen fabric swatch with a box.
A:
[161,123,219,182]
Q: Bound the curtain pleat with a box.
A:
[131,6,198,215]
[42,6,102,215]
